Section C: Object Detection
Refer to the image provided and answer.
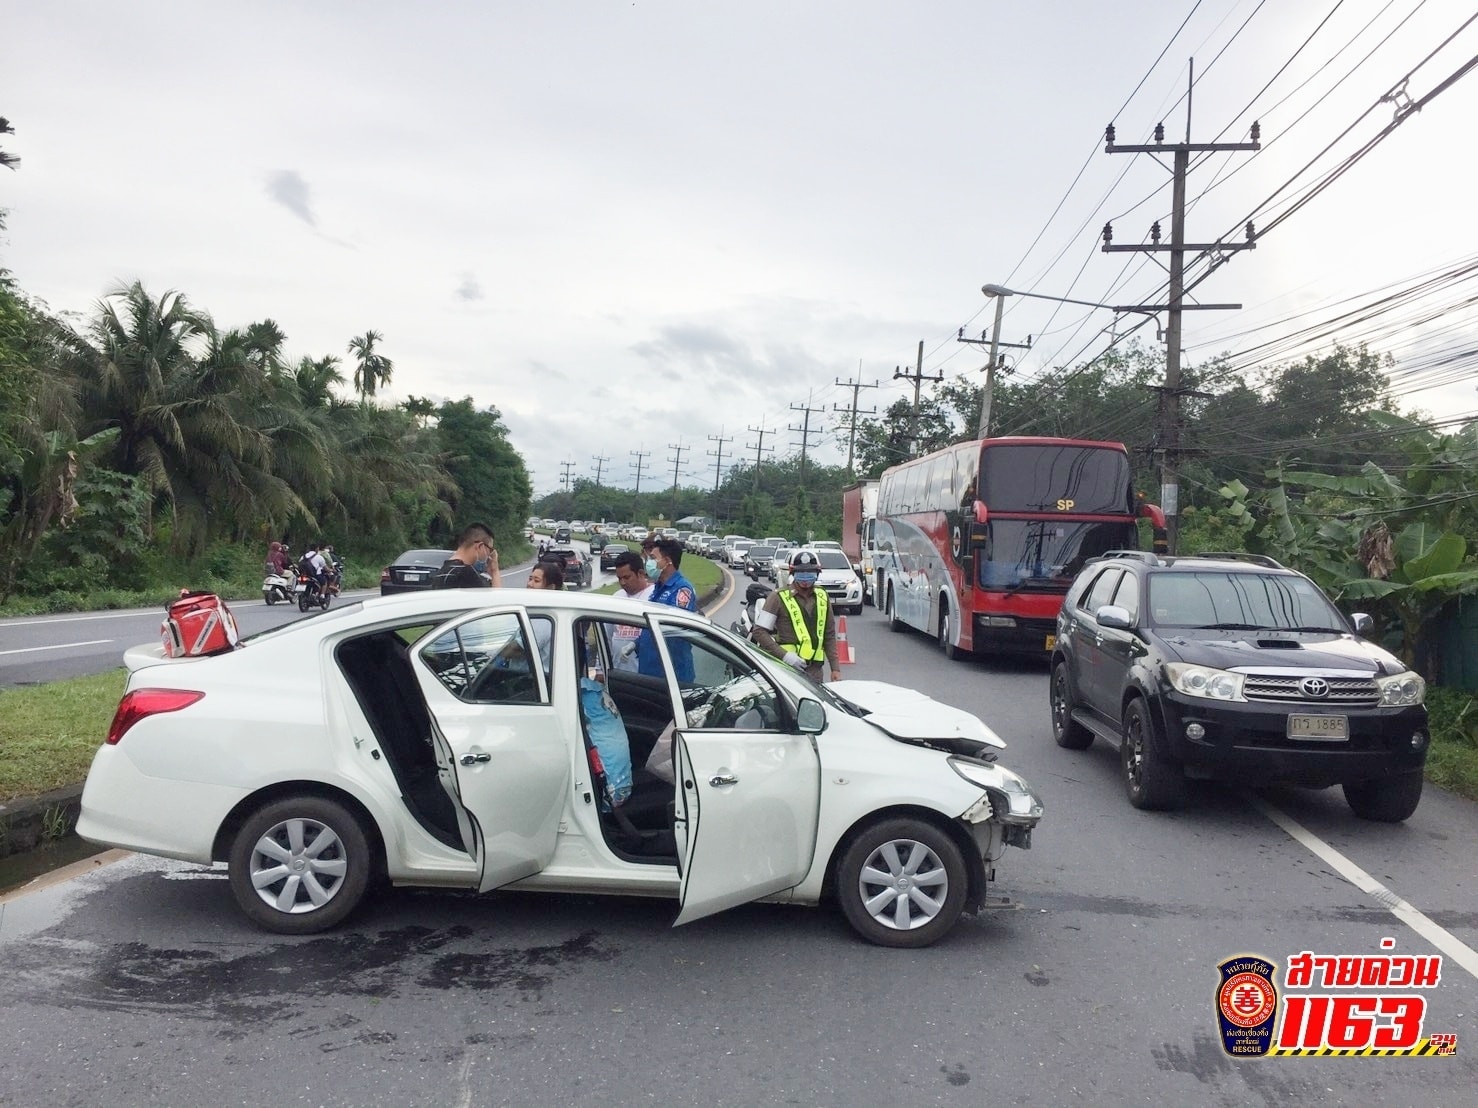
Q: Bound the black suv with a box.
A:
[1049,552,1429,821]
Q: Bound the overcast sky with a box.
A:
[5,1,1475,495]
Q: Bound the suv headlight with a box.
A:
[1375,671,1426,706]
[1165,663,1246,702]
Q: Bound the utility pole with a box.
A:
[892,340,942,457]
[666,439,689,522]
[958,323,1031,438]
[559,458,576,491]
[832,368,880,472]
[706,429,732,529]
[590,454,608,489]
[629,448,650,496]
[1103,69,1259,552]
[788,390,826,489]
[745,424,775,491]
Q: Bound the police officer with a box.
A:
[752,549,841,682]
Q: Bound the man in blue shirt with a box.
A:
[636,538,699,681]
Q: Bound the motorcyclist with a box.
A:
[323,543,344,592]
[301,543,330,596]
[266,541,290,576]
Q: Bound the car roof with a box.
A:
[1087,550,1296,575]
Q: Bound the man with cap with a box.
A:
[751,548,842,682]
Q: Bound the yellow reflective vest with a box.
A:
[778,589,829,662]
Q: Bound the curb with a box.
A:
[0,783,85,860]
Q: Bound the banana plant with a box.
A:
[0,427,118,600]
[1339,524,1478,667]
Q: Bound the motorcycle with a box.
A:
[262,566,295,605]
[730,581,773,637]
[294,571,333,612]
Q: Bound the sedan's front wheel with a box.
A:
[837,818,967,948]
[228,796,372,934]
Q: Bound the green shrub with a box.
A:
[1424,686,1478,801]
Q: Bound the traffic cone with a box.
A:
[836,615,855,664]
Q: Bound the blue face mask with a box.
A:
[645,558,660,578]
[473,558,489,573]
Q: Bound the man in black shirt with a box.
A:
[432,522,502,589]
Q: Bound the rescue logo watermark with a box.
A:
[1216,939,1457,1058]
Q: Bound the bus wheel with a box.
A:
[886,587,905,633]
[939,603,964,661]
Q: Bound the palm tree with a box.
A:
[77,281,258,549]
[293,354,345,410]
[347,330,393,401]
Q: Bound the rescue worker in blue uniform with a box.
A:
[752,548,841,683]
[636,537,699,681]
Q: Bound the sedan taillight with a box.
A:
[106,688,205,745]
[380,567,391,582]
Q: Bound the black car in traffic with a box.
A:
[598,542,630,571]
[1049,552,1429,820]
[380,549,455,595]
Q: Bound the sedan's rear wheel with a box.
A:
[228,796,372,934]
[837,818,967,948]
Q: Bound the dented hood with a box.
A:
[828,679,1007,750]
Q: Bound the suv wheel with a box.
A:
[1050,662,1094,750]
[1121,698,1183,810]
[1342,770,1423,822]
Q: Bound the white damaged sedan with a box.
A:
[79,590,1043,947]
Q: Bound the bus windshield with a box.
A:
[978,519,1139,590]
[979,444,1133,514]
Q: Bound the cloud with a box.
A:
[265,170,316,227]
[454,273,484,301]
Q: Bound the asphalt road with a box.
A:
[0,578,1474,1105]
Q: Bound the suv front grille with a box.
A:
[1242,673,1379,706]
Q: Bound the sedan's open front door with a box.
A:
[647,616,822,926]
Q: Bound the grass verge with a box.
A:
[1423,686,1478,802]
[0,669,126,803]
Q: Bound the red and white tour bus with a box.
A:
[873,436,1165,657]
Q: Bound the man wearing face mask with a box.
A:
[432,522,502,589]
[752,548,841,682]
[635,537,698,680]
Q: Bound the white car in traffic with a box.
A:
[79,590,1043,947]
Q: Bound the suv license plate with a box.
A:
[1288,714,1348,741]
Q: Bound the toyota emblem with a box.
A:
[1300,677,1330,698]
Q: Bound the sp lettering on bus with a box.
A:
[1056,498,1075,511]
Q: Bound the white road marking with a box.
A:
[0,638,113,657]
[1251,794,1478,982]
[4,611,156,627]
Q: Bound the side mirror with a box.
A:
[796,697,827,734]
[1096,604,1132,630]
[1350,612,1373,636]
